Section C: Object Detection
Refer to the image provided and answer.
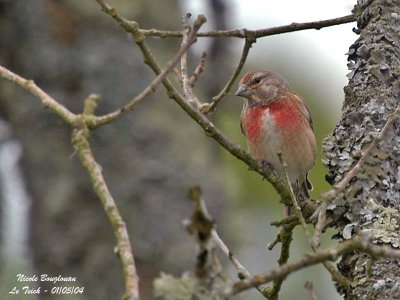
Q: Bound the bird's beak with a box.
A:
[234,84,250,97]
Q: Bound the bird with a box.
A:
[234,70,316,202]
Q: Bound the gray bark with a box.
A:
[323,0,400,299]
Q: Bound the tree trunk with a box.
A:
[323,0,400,299]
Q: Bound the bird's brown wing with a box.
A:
[290,92,314,131]
[290,92,315,194]
[240,105,247,136]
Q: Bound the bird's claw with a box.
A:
[259,159,278,180]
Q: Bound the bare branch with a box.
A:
[211,230,250,280]
[91,14,207,128]
[141,14,356,39]
[0,66,78,126]
[180,14,204,109]
[202,37,254,114]
[72,99,139,300]
[304,281,320,300]
[186,186,214,279]
[189,52,207,88]
[211,217,269,298]
[270,215,299,227]
[312,201,327,249]
[230,237,400,296]
[265,223,295,299]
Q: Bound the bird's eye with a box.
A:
[254,77,262,84]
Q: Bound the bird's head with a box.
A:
[235,70,290,106]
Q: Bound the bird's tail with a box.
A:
[302,173,313,199]
[285,173,312,217]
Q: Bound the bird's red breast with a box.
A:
[241,92,316,177]
[242,93,311,142]
[241,105,265,142]
[267,95,307,130]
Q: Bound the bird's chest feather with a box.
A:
[242,101,301,140]
[241,106,268,142]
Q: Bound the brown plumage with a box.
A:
[235,70,316,197]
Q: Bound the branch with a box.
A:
[188,52,207,88]
[91,13,207,128]
[0,66,78,126]
[180,14,205,110]
[312,201,329,249]
[230,237,400,296]
[265,223,295,299]
[211,214,270,298]
[186,186,215,279]
[140,14,356,39]
[304,282,320,300]
[72,98,139,300]
[187,186,272,297]
[94,0,293,205]
[202,37,254,114]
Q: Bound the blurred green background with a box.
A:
[0,0,355,299]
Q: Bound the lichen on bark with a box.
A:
[322,0,400,298]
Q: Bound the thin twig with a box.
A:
[189,52,207,88]
[211,229,269,298]
[187,187,269,297]
[265,223,295,299]
[186,186,214,279]
[211,230,250,279]
[270,215,299,227]
[91,15,207,128]
[312,201,327,249]
[0,66,78,126]
[230,236,400,296]
[140,14,356,39]
[72,97,139,300]
[304,281,320,300]
[180,13,204,109]
[202,37,254,114]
